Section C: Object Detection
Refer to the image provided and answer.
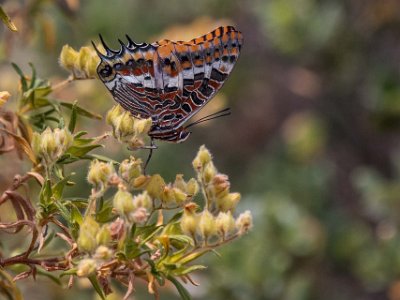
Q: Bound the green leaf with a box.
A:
[68,101,78,133]
[40,179,52,206]
[59,268,77,277]
[74,131,88,138]
[137,225,163,246]
[29,63,36,89]
[167,275,192,300]
[52,175,73,200]
[88,275,106,300]
[172,265,206,276]
[11,63,28,92]
[61,102,102,120]
[70,204,83,225]
[36,269,62,285]
[66,144,102,157]
[0,6,17,32]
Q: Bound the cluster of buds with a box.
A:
[106,105,152,149]
[193,145,241,212]
[180,145,253,244]
[59,45,99,79]
[133,173,199,207]
[118,156,142,187]
[113,188,152,224]
[31,127,73,165]
[76,216,116,277]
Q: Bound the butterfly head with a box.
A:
[149,126,192,143]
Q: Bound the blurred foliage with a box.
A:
[1,0,400,299]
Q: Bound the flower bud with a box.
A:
[173,174,187,191]
[198,210,216,240]
[109,218,125,240]
[236,210,253,234]
[76,258,97,277]
[96,225,111,245]
[133,175,150,189]
[78,216,100,252]
[0,91,10,108]
[94,245,113,260]
[215,211,236,238]
[113,189,134,215]
[180,203,199,236]
[117,111,135,137]
[212,174,230,198]
[106,105,124,128]
[192,145,212,170]
[216,192,241,212]
[203,162,217,183]
[132,191,152,210]
[173,188,187,204]
[87,160,115,191]
[119,156,142,184]
[145,174,166,199]
[129,207,149,224]
[59,45,79,71]
[186,178,199,196]
[161,185,175,204]
[133,118,152,135]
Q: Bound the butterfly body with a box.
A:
[93,26,243,143]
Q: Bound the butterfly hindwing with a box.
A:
[95,25,243,134]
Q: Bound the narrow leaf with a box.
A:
[11,63,28,92]
[61,102,102,120]
[0,6,17,32]
[167,275,192,300]
[68,101,78,133]
[88,274,106,300]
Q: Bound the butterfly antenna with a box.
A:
[99,34,116,56]
[185,108,231,129]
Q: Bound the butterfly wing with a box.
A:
[95,26,243,130]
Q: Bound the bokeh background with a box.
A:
[1,0,400,299]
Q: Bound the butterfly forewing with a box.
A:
[95,25,243,140]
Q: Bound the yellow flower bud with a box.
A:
[96,225,111,245]
[192,145,212,171]
[235,210,253,234]
[76,47,92,75]
[119,156,142,184]
[145,174,165,199]
[203,162,217,183]
[94,245,113,260]
[198,210,216,240]
[87,160,115,189]
[86,54,99,78]
[161,185,175,204]
[106,105,124,128]
[133,175,150,189]
[117,111,135,137]
[59,45,79,71]
[113,189,134,215]
[173,187,187,204]
[216,192,241,212]
[0,91,10,108]
[76,258,97,277]
[186,178,199,196]
[180,202,199,236]
[133,118,152,135]
[77,216,100,252]
[173,174,187,191]
[132,191,152,210]
[215,211,236,238]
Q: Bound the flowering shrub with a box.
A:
[0,39,252,299]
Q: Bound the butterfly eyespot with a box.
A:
[100,66,112,78]
[114,63,123,71]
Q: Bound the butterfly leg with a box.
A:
[143,138,157,174]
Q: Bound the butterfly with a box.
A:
[92,26,243,144]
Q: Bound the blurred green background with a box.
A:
[1,0,400,299]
